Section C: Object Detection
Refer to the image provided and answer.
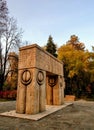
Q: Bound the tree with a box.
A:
[58,37,90,97]
[0,0,8,33]
[46,35,57,57]
[4,52,18,90]
[67,35,85,51]
[92,46,94,51]
[88,47,94,83]
[0,1,22,91]
[0,0,8,91]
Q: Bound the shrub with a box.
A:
[0,90,17,100]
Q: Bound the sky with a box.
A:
[7,0,94,51]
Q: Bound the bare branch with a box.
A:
[0,15,23,90]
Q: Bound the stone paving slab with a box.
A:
[0,102,72,120]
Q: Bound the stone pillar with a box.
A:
[36,69,46,112]
[46,75,64,105]
[53,75,65,105]
[59,75,65,104]
[16,69,32,114]
[46,76,53,105]
[16,68,46,114]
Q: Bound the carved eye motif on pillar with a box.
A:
[21,69,32,85]
[37,70,44,85]
[48,75,57,87]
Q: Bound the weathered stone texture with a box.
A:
[16,44,65,115]
[19,44,63,76]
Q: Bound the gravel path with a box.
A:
[0,100,94,130]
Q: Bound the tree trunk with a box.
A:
[0,74,4,91]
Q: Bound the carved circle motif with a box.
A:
[37,71,44,85]
[48,76,57,87]
[21,69,32,85]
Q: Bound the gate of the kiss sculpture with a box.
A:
[16,44,65,114]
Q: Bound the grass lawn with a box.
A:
[0,98,16,102]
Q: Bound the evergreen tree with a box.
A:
[46,35,57,57]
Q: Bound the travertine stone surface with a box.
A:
[16,44,65,115]
[16,70,27,114]
[18,44,63,75]
[46,75,65,105]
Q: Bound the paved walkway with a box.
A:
[0,103,72,120]
[0,100,94,130]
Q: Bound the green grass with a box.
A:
[0,98,15,102]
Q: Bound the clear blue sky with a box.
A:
[7,0,94,51]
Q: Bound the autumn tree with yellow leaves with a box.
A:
[58,35,93,98]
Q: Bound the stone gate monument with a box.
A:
[16,44,65,115]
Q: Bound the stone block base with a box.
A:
[65,95,76,101]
